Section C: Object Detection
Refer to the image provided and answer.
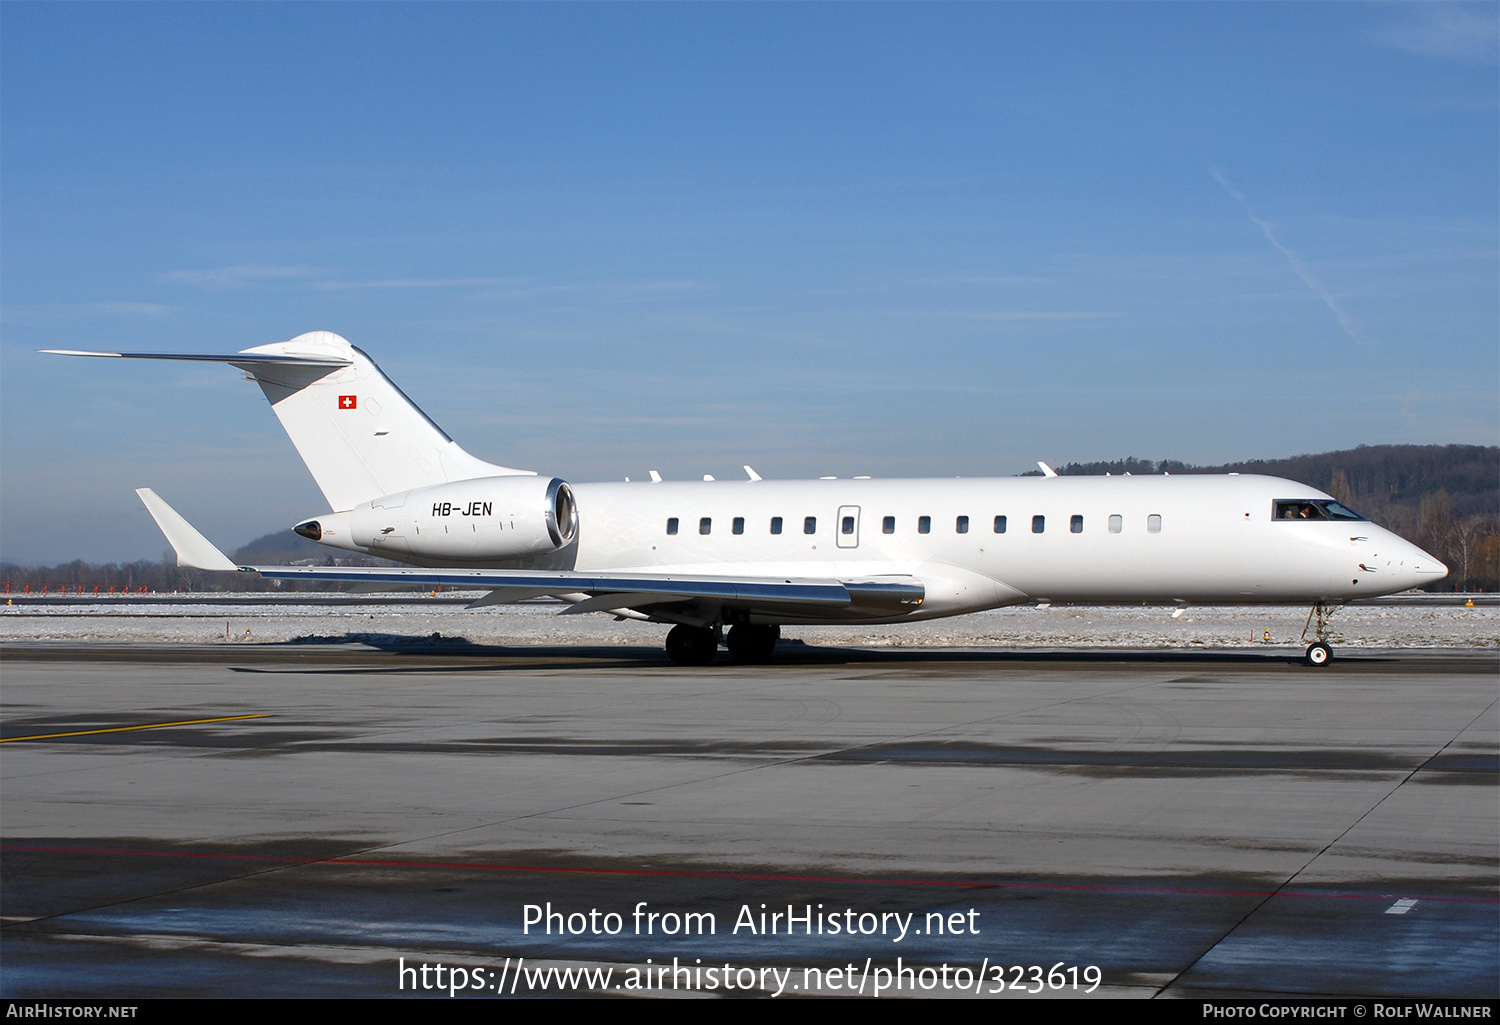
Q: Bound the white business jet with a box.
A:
[46,332,1446,666]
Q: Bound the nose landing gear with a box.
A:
[1301,602,1338,667]
[1305,641,1332,666]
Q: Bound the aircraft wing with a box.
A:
[243,563,921,617]
[136,489,923,619]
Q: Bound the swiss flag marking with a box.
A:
[338,395,357,410]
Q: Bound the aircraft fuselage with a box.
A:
[332,473,1443,624]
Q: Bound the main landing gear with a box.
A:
[1301,602,1337,667]
[726,624,780,664]
[665,624,781,666]
[665,625,718,666]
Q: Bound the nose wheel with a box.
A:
[1300,602,1338,667]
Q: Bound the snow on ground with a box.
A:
[1,597,1495,649]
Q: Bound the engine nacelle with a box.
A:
[340,476,577,560]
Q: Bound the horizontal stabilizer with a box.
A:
[41,350,351,370]
[135,489,238,572]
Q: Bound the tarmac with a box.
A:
[1,639,1496,999]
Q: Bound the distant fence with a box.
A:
[2,581,451,595]
[4,582,152,594]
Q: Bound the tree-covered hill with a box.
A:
[1043,445,1496,521]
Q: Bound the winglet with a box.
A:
[743,465,762,482]
[135,489,239,571]
[1037,461,1058,477]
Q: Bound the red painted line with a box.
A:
[3,844,1494,904]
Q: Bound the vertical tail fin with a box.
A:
[238,332,532,510]
[43,332,532,511]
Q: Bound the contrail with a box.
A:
[1210,165,1364,346]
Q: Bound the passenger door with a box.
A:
[837,505,861,549]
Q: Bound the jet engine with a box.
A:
[327,476,577,560]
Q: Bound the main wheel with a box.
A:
[1304,642,1333,667]
[726,624,780,664]
[666,625,718,666]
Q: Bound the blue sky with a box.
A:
[3,3,1496,564]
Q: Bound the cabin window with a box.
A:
[733,517,744,535]
[841,516,855,535]
[883,516,895,534]
[1071,515,1083,533]
[1147,514,1162,533]
[1109,514,1122,533]
[956,515,969,534]
[699,517,712,535]
[804,516,817,534]
[994,515,1007,533]
[918,515,931,534]
[770,516,783,535]
[666,518,679,535]
[1032,515,1045,533]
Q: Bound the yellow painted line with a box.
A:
[0,714,271,744]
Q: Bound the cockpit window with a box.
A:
[1273,500,1366,522]
[1275,501,1325,520]
[1320,501,1366,520]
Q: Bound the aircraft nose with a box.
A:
[1415,558,1449,581]
[1401,541,1448,584]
